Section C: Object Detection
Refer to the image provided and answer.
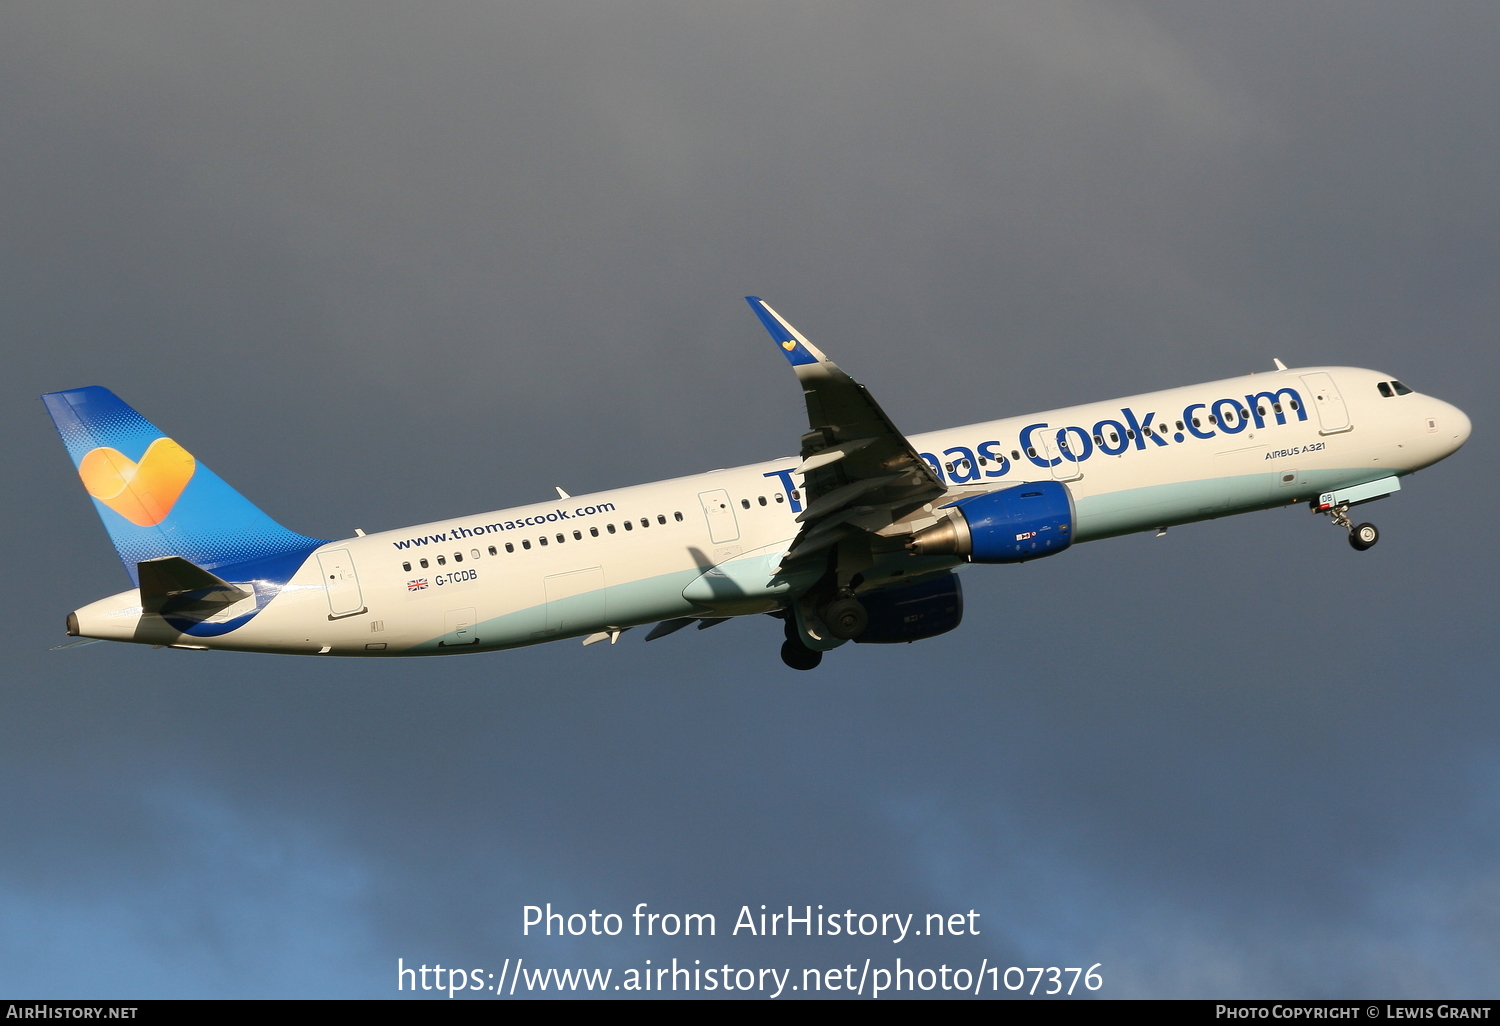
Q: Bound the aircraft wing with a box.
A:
[746,297,946,580]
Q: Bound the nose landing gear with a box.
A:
[1320,500,1379,551]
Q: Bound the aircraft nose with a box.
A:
[1436,399,1471,452]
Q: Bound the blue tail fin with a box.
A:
[42,386,326,585]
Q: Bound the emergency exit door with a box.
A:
[1033,430,1082,482]
[698,488,740,543]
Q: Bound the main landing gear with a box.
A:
[1322,501,1379,552]
[775,590,871,670]
[780,616,822,671]
[820,597,868,641]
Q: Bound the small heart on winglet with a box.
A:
[78,438,196,526]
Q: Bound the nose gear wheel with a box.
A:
[1319,501,1379,551]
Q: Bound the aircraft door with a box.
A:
[544,567,606,634]
[1300,372,1352,434]
[316,548,366,619]
[1039,430,1082,482]
[698,488,740,543]
[441,606,478,646]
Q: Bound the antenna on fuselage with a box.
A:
[1273,358,1288,371]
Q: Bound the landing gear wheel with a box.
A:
[821,598,868,640]
[1349,522,1379,551]
[781,639,822,671]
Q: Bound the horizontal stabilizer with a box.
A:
[138,555,252,619]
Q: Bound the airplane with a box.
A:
[47,298,1471,670]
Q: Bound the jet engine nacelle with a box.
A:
[853,572,963,644]
[908,481,1074,563]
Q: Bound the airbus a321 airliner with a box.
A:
[48,299,1470,670]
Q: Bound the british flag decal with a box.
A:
[407,578,428,591]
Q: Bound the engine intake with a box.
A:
[908,481,1074,563]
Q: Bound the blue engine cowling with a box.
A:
[853,572,963,644]
[908,481,1074,563]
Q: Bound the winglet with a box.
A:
[746,297,831,368]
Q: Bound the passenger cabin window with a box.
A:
[741,498,751,509]
[488,546,497,556]
[522,540,531,550]
[420,558,429,568]
[591,527,600,537]
[757,497,766,506]
[675,510,685,519]
[453,553,462,562]
[772,496,782,504]
[472,549,480,559]
[1011,450,1021,461]
[640,518,649,528]
[607,524,616,534]
[556,533,565,543]
[437,555,447,565]
[402,561,411,572]
[624,521,633,531]
[574,530,582,540]
[505,543,514,553]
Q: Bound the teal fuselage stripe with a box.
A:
[1073,467,1397,542]
[409,466,1400,651]
[418,563,714,653]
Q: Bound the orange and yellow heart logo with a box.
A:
[78,438,196,527]
[781,339,797,351]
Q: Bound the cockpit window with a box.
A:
[1391,380,1413,395]
[1377,382,1393,398]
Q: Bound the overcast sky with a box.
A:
[2,0,1497,999]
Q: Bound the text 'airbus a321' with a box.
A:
[48,298,1470,669]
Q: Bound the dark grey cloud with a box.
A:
[1,0,1497,998]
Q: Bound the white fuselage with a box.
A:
[70,366,1470,655]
